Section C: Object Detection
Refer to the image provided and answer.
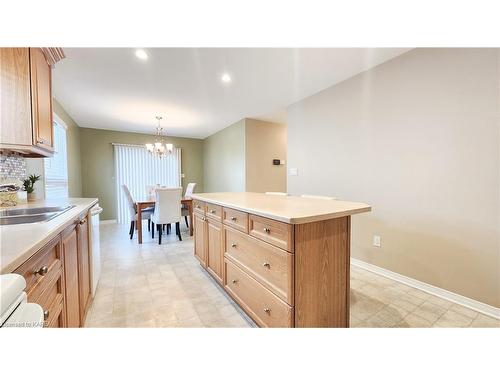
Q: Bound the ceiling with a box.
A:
[53,48,411,139]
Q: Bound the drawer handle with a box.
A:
[232,279,238,284]
[43,310,50,321]
[263,227,271,233]
[230,216,237,221]
[196,205,201,209]
[231,243,237,248]
[263,308,271,314]
[37,139,44,145]
[210,209,216,214]
[33,266,48,276]
[262,262,270,268]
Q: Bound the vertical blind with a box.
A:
[44,121,69,199]
[114,144,182,224]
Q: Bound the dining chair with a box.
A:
[301,194,338,200]
[181,182,196,227]
[151,187,183,244]
[265,192,289,196]
[122,184,153,239]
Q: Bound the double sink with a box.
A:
[0,205,75,225]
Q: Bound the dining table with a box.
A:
[135,196,193,244]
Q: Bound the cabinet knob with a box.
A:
[37,139,44,145]
[232,279,238,284]
[230,216,237,221]
[79,218,87,225]
[263,308,271,314]
[43,310,50,321]
[262,262,270,268]
[33,265,48,276]
[263,227,271,233]
[210,210,216,214]
[231,243,237,248]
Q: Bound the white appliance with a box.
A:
[89,204,103,296]
[0,274,44,328]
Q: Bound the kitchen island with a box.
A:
[190,192,371,328]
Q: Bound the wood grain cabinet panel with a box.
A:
[224,226,294,305]
[206,203,222,221]
[222,207,248,233]
[193,200,206,215]
[206,218,223,284]
[62,224,81,328]
[194,212,207,267]
[77,214,92,323]
[225,260,293,328]
[249,214,294,252]
[0,48,32,145]
[29,47,53,151]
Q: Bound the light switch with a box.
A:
[181,173,185,178]
[373,235,381,247]
[289,167,298,176]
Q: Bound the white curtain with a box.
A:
[114,144,182,224]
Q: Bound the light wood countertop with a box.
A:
[191,192,371,224]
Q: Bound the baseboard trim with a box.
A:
[351,258,500,320]
[100,219,117,225]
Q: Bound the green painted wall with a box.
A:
[203,119,246,192]
[80,128,204,220]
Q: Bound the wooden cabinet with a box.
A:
[192,198,352,328]
[13,235,66,328]
[77,214,92,323]
[0,48,32,146]
[206,218,223,284]
[0,47,54,156]
[29,47,53,152]
[194,213,207,267]
[62,223,80,328]
[12,206,95,328]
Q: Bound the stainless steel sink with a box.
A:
[0,205,75,225]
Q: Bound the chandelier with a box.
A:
[145,116,173,157]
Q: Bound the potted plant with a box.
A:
[23,174,41,202]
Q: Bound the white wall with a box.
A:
[287,48,500,307]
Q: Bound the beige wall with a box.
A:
[26,99,83,199]
[245,119,287,193]
[203,119,246,192]
[287,48,500,307]
[80,128,204,220]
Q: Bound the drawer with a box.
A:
[206,203,222,221]
[225,260,293,328]
[193,200,206,214]
[249,214,294,252]
[224,226,294,305]
[30,262,64,328]
[14,235,61,294]
[46,295,64,328]
[223,207,248,233]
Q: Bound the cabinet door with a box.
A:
[30,48,53,150]
[0,48,32,145]
[77,214,92,323]
[62,224,80,328]
[194,213,207,267]
[206,218,223,284]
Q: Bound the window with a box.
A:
[44,118,68,199]
[113,144,182,224]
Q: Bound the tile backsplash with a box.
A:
[0,154,27,181]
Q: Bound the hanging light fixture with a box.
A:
[145,116,174,157]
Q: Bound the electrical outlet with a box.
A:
[373,235,381,247]
[289,167,298,176]
[181,173,185,178]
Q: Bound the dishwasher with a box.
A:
[89,204,103,296]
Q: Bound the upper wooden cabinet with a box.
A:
[0,47,54,157]
[30,48,53,152]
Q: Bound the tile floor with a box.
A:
[85,223,499,328]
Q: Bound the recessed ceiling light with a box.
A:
[135,49,148,60]
[221,73,231,83]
